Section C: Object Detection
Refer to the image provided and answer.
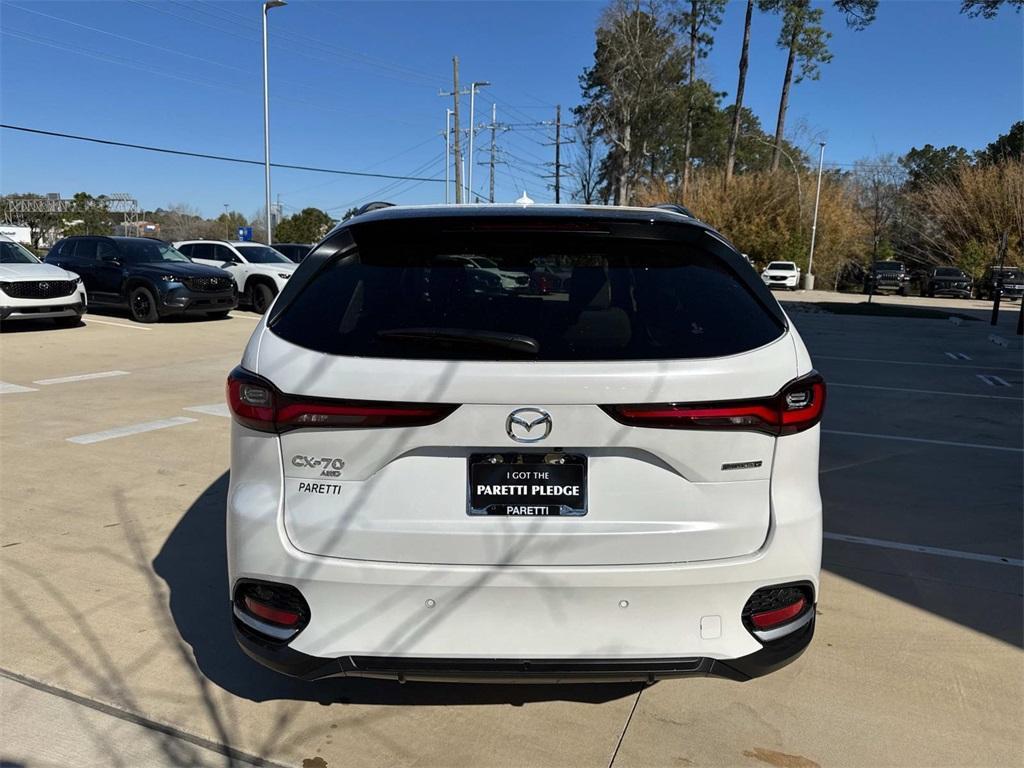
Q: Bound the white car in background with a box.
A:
[446,254,530,291]
[761,261,801,290]
[0,235,86,327]
[174,240,296,314]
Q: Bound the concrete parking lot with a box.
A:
[1,295,1022,768]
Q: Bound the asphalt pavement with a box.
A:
[1,293,1021,768]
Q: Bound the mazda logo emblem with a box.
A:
[506,407,552,443]
[39,282,49,291]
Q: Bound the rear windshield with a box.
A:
[270,222,785,361]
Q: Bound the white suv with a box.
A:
[227,205,824,683]
[761,260,801,290]
[174,240,296,314]
[0,235,86,327]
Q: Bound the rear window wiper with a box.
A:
[377,327,540,355]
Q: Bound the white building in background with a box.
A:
[0,225,32,244]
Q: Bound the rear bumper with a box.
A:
[233,608,815,683]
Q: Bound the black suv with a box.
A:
[863,261,911,295]
[921,267,972,298]
[272,243,313,262]
[976,266,1024,301]
[46,236,237,322]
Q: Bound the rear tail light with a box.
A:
[742,583,814,639]
[227,366,457,433]
[233,580,309,640]
[601,371,825,436]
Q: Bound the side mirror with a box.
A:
[101,255,122,267]
[221,261,235,269]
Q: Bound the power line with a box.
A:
[0,124,446,183]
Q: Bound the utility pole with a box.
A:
[444,108,452,204]
[542,105,572,204]
[437,57,465,203]
[554,104,562,204]
[488,103,497,204]
[467,81,490,203]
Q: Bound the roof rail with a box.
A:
[352,201,395,218]
[653,203,696,218]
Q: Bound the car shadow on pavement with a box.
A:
[154,473,641,706]
[84,307,239,324]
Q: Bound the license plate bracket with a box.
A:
[467,453,587,516]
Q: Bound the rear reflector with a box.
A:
[751,597,806,629]
[601,371,825,436]
[244,596,301,627]
[233,580,310,637]
[227,366,458,433]
[741,583,814,638]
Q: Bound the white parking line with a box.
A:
[34,370,130,386]
[944,352,971,360]
[976,374,1012,387]
[183,403,230,418]
[829,382,1019,401]
[84,318,152,331]
[0,381,37,394]
[816,355,1020,372]
[67,417,196,445]
[823,429,1023,453]
[824,532,1023,567]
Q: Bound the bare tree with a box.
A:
[853,156,905,262]
[570,107,603,203]
[159,204,204,242]
[581,0,685,204]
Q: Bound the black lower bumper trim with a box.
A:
[233,609,815,683]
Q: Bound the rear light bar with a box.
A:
[227,366,458,433]
[601,371,825,436]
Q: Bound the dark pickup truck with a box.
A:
[922,267,972,299]
[863,261,912,295]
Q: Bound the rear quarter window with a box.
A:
[270,220,785,362]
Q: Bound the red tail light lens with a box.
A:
[601,371,825,436]
[226,366,457,433]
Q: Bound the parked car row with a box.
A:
[0,235,311,328]
[174,240,297,314]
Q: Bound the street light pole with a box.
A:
[467,81,490,203]
[806,141,826,290]
[223,203,230,239]
[262,0,286,244]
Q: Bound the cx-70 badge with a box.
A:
[506,408,552,443]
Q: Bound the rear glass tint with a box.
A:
[270,221,785,361]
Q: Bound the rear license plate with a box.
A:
[468,453,587,516]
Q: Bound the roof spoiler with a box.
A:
[653,203,697,219]
[352,201,395,218]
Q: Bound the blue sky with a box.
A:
[1,1,1021,219]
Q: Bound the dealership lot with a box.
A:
[1,298,1022,768]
